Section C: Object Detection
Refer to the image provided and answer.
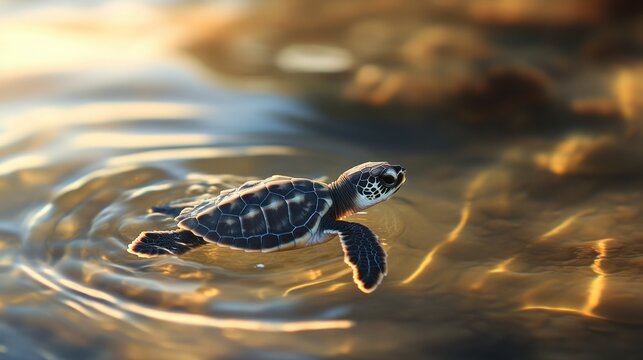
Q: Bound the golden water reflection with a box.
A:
[22,264,354,332]
[402,170,489,284]
[521,238,612,319]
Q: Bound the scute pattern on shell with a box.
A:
[176,176,332,252]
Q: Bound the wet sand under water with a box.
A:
[0,2,642,360]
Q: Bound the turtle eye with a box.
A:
[381,174,396,186]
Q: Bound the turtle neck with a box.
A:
[328,175,357,219]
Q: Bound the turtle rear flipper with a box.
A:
[151,202,196,217]
[128,230,206,257]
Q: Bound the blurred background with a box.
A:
[0,1,642,359]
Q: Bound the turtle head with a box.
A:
[332,162,406,215]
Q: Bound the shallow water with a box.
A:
[1,1,642,359]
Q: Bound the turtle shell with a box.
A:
[176,176,332,252]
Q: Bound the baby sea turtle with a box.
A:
[128,162,406,293]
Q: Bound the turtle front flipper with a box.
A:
[331,220,387,293]
[128,230,207,257]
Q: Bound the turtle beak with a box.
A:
[397,171,406,186]
[394,166,406,186]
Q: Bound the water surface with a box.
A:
[0,1,642,359]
